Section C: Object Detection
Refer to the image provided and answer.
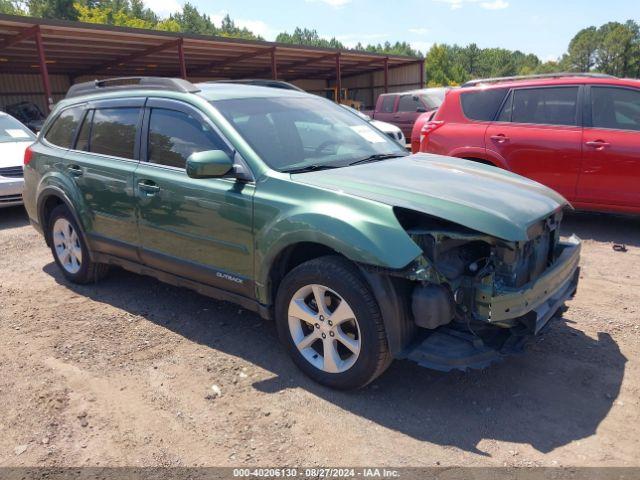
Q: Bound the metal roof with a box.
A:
[0,14,419,80]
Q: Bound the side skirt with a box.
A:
[92,252,272,320]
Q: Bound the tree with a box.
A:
[170,2,215,35]
[28,0,78,20]
[0,0,23,14]
[596,21,639,76]
[276,27,344,49]
[218,14,262,40]
[567,26,599,71]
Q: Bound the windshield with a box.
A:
[0,114,35,143]
[212,96,406,172]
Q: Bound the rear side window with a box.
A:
[45,106,84,148]
[381,95,396,113]
[591,87,640,131]
[460,88,508,121]
[147,108,228,169]
[398,95,420,112]
[512,87,578,126]
[89,108,140,159]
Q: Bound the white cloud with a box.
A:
[408,28,429,35]
[410,41,433,54]
[334,32,389,48]
[305,0,352,8]
[480,0,509,10]
[144,0,181,16]
[433,0,509,10]
[209,10,277,40]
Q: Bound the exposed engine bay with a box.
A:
[376,207,580,371]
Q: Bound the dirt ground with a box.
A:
[0,205,639,467]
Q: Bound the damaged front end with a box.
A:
[385,207,581,371]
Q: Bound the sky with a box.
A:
[144,0,639,61]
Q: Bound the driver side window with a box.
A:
[147,108,228,169]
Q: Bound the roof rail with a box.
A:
[461,72,615,88]
[66,77,200,98]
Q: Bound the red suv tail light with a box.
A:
[24,145,34,166]
[420,121,444,149]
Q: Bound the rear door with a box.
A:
[135,98,255,296]
[578,85,640,210]
[395,94,423,139]
[485,86,582,200]
[63,99,143,260]
[374,94,398,124]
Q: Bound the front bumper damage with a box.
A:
[403,236,581,371]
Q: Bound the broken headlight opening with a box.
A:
[381,207,577,371]
[392,206,566,330]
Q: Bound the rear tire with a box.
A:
[48,204,109,284]
[275,255,392,390]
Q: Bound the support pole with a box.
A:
[34,26,53,113]
[178,38,187,79]
[271,47,278,80]
[419,59,425,88]
[335,52,341,103]
[383,57,389,93]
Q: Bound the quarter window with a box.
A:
[512,87,578,126]
[380,95,396,113]
[591,87,640,132]
[45,106,84,148]
[147,108,228,169]
[89,108,140,159]
[460,88,508,121]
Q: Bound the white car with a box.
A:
[0,112,35,208]
[341,104,406,146]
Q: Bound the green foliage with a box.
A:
[0,0,24,14]
[276,28,344,49]
[28,0,78,20]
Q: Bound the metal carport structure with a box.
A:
[0,14,423,113]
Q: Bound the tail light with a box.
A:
[24,145,34,166]
[420,120,444,149]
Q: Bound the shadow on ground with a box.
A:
[42,211,627,456]
[562,211,640,247]
[0,206,29,230]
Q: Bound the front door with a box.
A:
[65,99,143,260]
[135,98,255,296]
[485,86,582,200]
[395,94,423,139]
[578,85,640,211]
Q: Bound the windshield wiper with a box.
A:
[348,153,407,166]
[282,164,342,174]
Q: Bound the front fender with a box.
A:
[253,181,422,302]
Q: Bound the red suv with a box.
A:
[418,74,640,214]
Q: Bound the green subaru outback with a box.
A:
[23,77,581,389]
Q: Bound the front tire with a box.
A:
[275,256,392,390]
[48,204,109,284]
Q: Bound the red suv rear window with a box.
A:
[460,88,508,121]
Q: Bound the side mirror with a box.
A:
[416,107,427,113]
[186,150,233,179]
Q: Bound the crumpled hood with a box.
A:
[292,153,568,242]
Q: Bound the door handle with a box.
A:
[138,180,160,195]
[490,134,509,143]
[67,165,83,177]
[585,140,610,149]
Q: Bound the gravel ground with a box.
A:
[0,206,638,467]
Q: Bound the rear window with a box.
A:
[460,88,508,121]
[45,106,84,148]
[88,108,140,159]
[0,114,34,143]
[380,95,396,113]
[512,87,578,126]
[398,95,421,112]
